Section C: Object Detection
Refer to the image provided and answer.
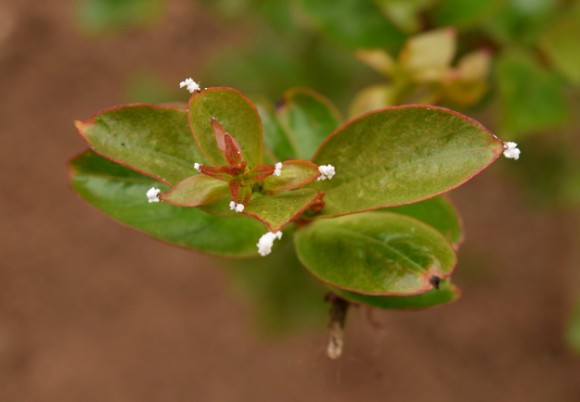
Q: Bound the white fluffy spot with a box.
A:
[229,201,245,213]
[179,78,201,93]
[146,187,161,203]
[194,162,202,172]
[317,164,336,181]
[503,141,521,160]
[257,231,283,257]
[274,162,283,176]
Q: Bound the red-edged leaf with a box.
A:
[160,175,230,207]
[76,105,204,185]
[243,189,321,231]
[294,211,457,296]
[263,160,320,191]
[69,150,265,257]
[311,105,503,216]
[198,165,232,182]
[332,279,461,310]
[211,118,244,166]
[248,164,276,182]
[189,88,263,167]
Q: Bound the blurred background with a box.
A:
[1,0,580,400]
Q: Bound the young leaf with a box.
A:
[294,212,457,296]
[277,88,343,159]
[332,279,461,310]
[312,105,503,216]
[189,87,263,167]
[399,28,456,82]
[386,196,463,248]
[211,119,244,165]
[161,175,230,207]
[263,160,320,191]
[69,150,265,257]
[244,189,321,231]
[75,105,203,185]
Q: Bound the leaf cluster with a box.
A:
[70,86,503,311]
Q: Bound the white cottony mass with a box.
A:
[274,162,283,176]
[503,142,521,160]
[317,164,336,181]
[146,187,161,203]
[257,231,283,256]
[229,201,245,213]
[179,78,201,93]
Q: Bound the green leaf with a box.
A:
[277,88,343,160]
[301,0,405,51]
[263,160,320,191]
[332,279,461,310]
[294,212,457,295]
[252,96,296,162]
[75,105,202,185]
[244,189,321,231]
[539,11,580,85]
[312,105,503,216]
[69,150,265,257]
[188,88,263,167]
[496,51,569,137]
[161,175,230,207]
[386,196,463,248]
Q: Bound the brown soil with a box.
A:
[1,1,579,401]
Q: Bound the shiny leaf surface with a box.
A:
[76,105,202,185]
[161,175,230,207]
[312,105,503,216]
[294,212,457,295]
[70,150,265,257]
[386,196,463,248]
[188,88,263,167]
[244,189,321,231]
[263,160,320,191]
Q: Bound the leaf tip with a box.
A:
[74,119,88,133]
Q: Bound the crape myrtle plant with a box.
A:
[69,79,519,359]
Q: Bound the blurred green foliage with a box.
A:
[225,237,328,336]
[76,0,164,34]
